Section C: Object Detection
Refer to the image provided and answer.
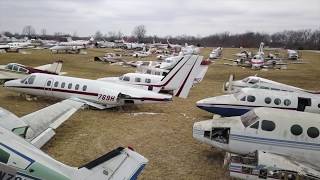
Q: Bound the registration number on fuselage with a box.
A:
[97,94,116,102]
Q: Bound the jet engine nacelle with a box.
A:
[97,88,121,105]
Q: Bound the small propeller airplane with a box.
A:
[209,47,223,59]
[0,61,65,84]
[193,107,320,179]
[196,86,320,117]
[49,37,93,54]
[0,100,148,180]
[97,55,204,98]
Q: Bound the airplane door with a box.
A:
[44,79,54,96]
[297,97,311,111]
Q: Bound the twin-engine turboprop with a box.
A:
[196,87,320,117]
[0,61,64,84]
[193,108,320,179]
[98,55,204,98]
[0,102,148,180]
[4,72,173,109]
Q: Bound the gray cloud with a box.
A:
[0,0,319,36]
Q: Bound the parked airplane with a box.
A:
[196,87,320,117]
[4,71,173,109]
[98,55,203,98]
[49,37,93,54]
[193,107,320,179]
[0,102,148,180]
[0,41,31,53]
[250,42,265,69]
[0,61,64,84]
[288,49,299,60]
[223,74,318,94]
[209,47,223,59]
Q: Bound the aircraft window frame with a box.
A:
[240,110,260,127]
[75,84,80,90]
[46,80,52,87]
[119,76,124,80]
[0,148,10,163]
[54,81,59,87]
[240,96,246,101]
[318,104,320,108]
[68,83,72,89]
[248,79,259,84]
[307,127,319,138]
[250,121,259,129]
[261,120,276,132]
[146,70,152,74]
[145,78,151,83]
[20,76,29,84]
[284,99,291,106]
[83,85,87,91]
[18,67,28,73]
[27,75,36,84]
[6,64,14,70]
[265,97,272,104]
[274,98,281,105]
[61,82,65,88]
[155,71,161,75]
[123,76,130,81]
[247,95,256,102]
[291,124,303,136]
[135,77,141,82]
[242,78,249,83]
[12,65,19,71]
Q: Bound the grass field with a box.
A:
[0,48,319,179]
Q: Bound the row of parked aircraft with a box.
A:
[193,74,320,179]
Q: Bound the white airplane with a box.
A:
[180,44,200,55]
[132,47,152,58]
[209,47,223,59]
[222,74,318,94]
[98,55,203,98]
[250,42,265,69]
[0,61,64,84]
[0,101,148,180]
[288,49,299,60]
[196,87,320,117]
[193,107,320,179]
[49,37,93,54]
[0,41,32,53]
[4,71,173,109]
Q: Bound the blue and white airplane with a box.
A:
[193,108,320,179]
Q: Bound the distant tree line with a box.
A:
[1,25,319,50]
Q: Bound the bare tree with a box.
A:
[41,28,47,36]
[94,30,103,40]
[132,25,146,43]
[22,25,36,37]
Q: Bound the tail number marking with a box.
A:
[98,94,115,102]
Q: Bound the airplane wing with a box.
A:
[21,99,85,148]
[256,151,320,178]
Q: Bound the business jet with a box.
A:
[98,55,203,98]
[223,74,317,94]
[209,47,223,59]
[196,87,320,117]
[0,61,64,84]
[0,101,148,180]
[193,107,320,179]
[4,67,174,109]
[49,37,93,54]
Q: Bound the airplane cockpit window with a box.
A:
[241,110,259,127]
[18,67,28,73]
[261,120,275,131]
[27,75,36,84]
[248,78,259,84]
[242,78,249,83]
[119,76,124,80]
[5,64,14,70]
[240,96,246,101]
[250,121,259,129]
[20,76,29,84]
[123,76,130,81]
[0,148,10,163]
[135,77,141,82]
[12,64,19,71]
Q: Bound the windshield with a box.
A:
[240,110,259,127]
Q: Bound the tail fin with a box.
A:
[74,147,148,180]
[47,60,63,74]
[157,55,202,98]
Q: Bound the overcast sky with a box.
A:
[0,0,319,37]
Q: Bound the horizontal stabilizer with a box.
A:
[74,147,148,180]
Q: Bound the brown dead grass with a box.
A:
[0,48,319,180]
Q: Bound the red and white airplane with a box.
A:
[0,61,64,84]
[4,55,198,109]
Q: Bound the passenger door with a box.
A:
[297,97,311,112]
[44,79,54,97]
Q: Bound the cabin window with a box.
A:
[75,84,80,90]
[27,75,35,84]
[265,97,271,104]
[145,78,151,83]
[307,127,319,138]
[6,64,13,70]
[123,76,130,81]
[284,99,291,106]
[83,85,87,91]
[46,81,52,86]
[146,70,152,74]
[291,124,303,136]
[274,98,281,105]
[13,65,19,71]
[155,72,161,75]
[261,120,275,131]
[119,76,123,80]
[54,81,59,87]
[19,67,28,73]
[260,86,269,90]
[68,83,72,89]
[135,77,141,82]
[0,148,10,163]
[247,95,256,102]
[240,96,246,101]
[250,121,259,129]
[61,82,65,88]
